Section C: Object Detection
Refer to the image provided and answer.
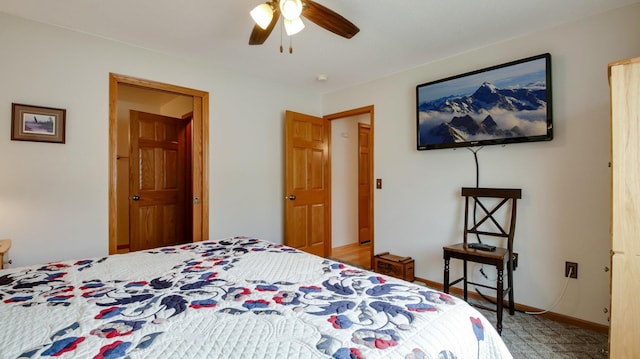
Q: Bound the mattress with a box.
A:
[0,237,512,358]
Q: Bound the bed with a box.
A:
[0,236,512,358]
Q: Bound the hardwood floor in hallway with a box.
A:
[330,242,372,269]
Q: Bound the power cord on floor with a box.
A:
[474,266,573,315]
[525,266,573,315]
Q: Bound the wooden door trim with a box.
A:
[324,105,374,263]
[324,105,374,121]
[108,73,209,254]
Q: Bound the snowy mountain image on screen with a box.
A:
[417,81,548,146]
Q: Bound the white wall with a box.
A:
[0,12,321,267]
[323,4,640,325]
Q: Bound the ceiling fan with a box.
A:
[249,0,359,46]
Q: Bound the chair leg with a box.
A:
[508,264,515,315]
[463,260,468,301]
[443,257,450,293]
[496,268,503,335]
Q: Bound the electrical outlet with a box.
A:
[565,262,578,279]
[512,253,518,271]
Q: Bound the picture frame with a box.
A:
[416,53,552,150]
[11,103,66,143]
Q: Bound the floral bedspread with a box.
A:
[0,237,512,358]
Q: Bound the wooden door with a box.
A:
[358,123,371,244]
[284,110,330,257]
[129,110,189,251]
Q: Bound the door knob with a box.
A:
[285,195,296,200]
[131,195,140,201]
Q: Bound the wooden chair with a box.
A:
[443,187,521,335]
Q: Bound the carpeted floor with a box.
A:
[473,303,609,358]
[330,257,608,358]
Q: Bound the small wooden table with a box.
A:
[373,252,415,282]
[0,239,11,270]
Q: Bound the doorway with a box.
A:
[108,73,209,254]
[326,106,374,269]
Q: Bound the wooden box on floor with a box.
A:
[373,252,415,282]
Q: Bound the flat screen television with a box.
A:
[416,53,552,150]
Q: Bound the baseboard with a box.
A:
[414,276,609,334]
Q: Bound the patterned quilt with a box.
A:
[0,237,512,358]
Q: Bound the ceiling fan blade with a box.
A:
[249,8,280,45]
[301,0,359,39]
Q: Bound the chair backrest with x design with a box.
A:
[462,187,522,252]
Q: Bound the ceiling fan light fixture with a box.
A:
[284,17,305,36]
[280,0,303,20]
[248,0,360,50]
[250,3,274,30]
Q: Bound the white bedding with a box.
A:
[0,237,512,358]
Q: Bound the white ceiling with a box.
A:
[1,0,638,93]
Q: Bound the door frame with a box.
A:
[108,73,209,254]
[325,105,374,262]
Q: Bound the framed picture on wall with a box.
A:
[11,103,66,143]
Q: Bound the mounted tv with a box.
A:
[416,53,552,150]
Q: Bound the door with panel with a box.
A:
[129,110,190,251]
[284,110,330,257]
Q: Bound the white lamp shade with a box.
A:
[284,17,305,36]
[250,3,273,29]
[280,0,303,20]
